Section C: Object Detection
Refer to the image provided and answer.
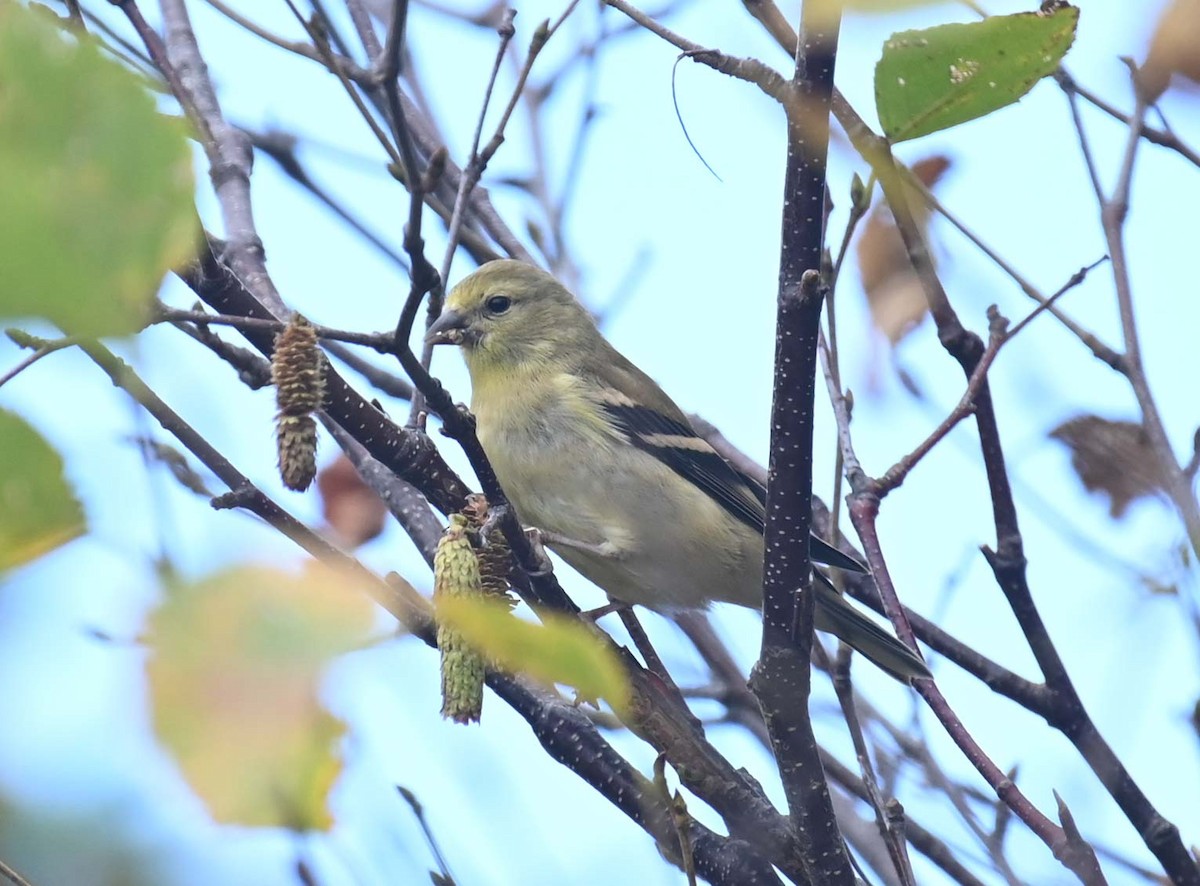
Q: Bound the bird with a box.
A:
[426,259,930,681]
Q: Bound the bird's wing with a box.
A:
[598,386,768,533]
[591,347,866,573]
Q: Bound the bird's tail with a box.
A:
[813,573,932,682]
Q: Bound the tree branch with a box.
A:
[748,5,852,882]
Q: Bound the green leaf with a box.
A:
[0,2,196,336]
[147,566,375,831]
[0,410,85,572]
[436,596,630,713]
[875,3,1079,142]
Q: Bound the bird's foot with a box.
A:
[580,599,632,623]
[521,527,556,576]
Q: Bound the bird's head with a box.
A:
[426,260,596,374]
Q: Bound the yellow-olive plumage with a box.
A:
[427,260,930,681]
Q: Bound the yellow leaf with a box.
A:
[0,410,85,572]
[146,565,375,830]
[436,596,629,714]
[806,0,947,27]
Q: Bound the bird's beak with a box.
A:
[425,309,468,346]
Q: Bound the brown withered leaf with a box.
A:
[857,155,951,346]
[1139,0,1200,101]
[1049,415,1166,518]
[317,454,388,548]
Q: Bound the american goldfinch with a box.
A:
[427,260,930,681]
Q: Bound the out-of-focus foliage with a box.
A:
[0,409,85,571]
[436,594,631,714]
[317,454,388,548]
[146,566,375,830]
[1140,0,1200,99]
[1050,415,1168,518]
[0,2,194,336]
[857,155,950,345]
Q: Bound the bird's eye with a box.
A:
[485,295,512,315]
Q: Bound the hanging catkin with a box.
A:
[271,315,324,491]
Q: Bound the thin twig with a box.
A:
[150,307,395,351]
[1061,79,1106,205]
[414,7,519,426]
[1058,69,1200,169]
[871,312,1004,496]
[0,857,32,886]
[396,786,457,884]
[281,0,405,169]
[78,339,428,628]
[904,167,1124,374]
[872,257,1106,496]
[1097,90,1200,561]
[169,319,273,389]
[602,0,791,103]
[0,332,83,388]
[825,172,874,392]
[201,0,342,68]
[438,0,582,278]
[852,491,1103,885]
[438,7,518,275]
[815,238,1104,883]
[246,129,412,271]
[1065,78,1200,883]
[828,649,915,886]
[617,607,672,683]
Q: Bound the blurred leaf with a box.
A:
[318,455,387,548]
[436,596,629,713]
[1049,415,1165,518]
[875,3,1078,142]
[857,155,950,345]
[1139,0,1200,100]
[0,410,85,572]
[0,2,196,336]
[146,565,375,830]
[807,0,947,24]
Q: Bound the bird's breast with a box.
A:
[470,376,762,610]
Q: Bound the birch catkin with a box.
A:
[271,315,324,491]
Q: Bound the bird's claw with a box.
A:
[523,527,555,575]
[478,501,508,545]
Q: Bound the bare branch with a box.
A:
[1,331,84,389]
